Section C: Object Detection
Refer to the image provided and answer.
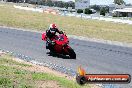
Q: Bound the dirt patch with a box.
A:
[34,80,62,88]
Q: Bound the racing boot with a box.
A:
[46,41,49,49]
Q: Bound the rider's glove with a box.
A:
[59,31,63,34]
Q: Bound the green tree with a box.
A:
[84,8,92,14]
[77,9,83,13]
[55,1,64,8]
[100,7,106,16]
[46,0,54,6]
[114,0,125,5]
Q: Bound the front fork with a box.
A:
[63,45,71,54]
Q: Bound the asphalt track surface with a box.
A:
[0,27,132,88]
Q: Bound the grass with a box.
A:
[0,3,132,43]
[0,54,90,88]
[0,54,32,67]
[0,78,12,88]
[32,73,90,88]
[130,18,132,20]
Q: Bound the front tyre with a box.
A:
[68,48,76,59]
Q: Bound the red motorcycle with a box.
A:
[42,32,76,59]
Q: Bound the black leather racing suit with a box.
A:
[46,28,62,49]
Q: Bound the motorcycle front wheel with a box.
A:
[67,48,76,59]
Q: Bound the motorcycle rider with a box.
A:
[46,23,63,49]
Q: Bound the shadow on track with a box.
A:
[46,52,75,59]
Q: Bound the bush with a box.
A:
[84,8,92,14]
[77,9,83,13]
[100,7,106,16]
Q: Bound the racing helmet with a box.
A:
[50,23,57,29]
[49,24,57,34]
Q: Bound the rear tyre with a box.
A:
[68,48,76,59]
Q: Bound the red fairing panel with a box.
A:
[42,32,46,41]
